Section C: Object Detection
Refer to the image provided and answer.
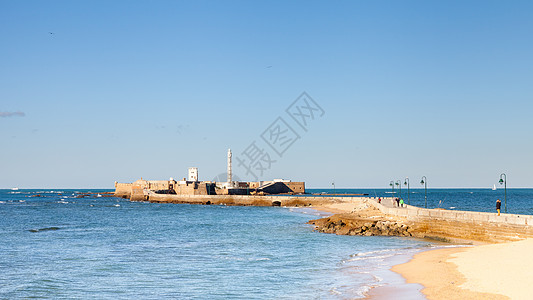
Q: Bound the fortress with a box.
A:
[114,149,305,201]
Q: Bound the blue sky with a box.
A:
[1,0,532,188]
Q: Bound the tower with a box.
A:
[188,167,198,181]
[227,148,232,184]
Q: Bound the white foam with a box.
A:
[356,283,379,297]
[345,254,395,262]
[351,248,398,257]
[329,287,342,295]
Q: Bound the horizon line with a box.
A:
[1,186,532,190]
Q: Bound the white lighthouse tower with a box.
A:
[227,148,232,186]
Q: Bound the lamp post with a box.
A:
[332,182,336,195]
[420,176,427,208]
[499,173,507,213]
[404,177,410,205]
[395,180,402,200]
[389,181,395,196]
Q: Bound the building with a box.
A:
[114,149,305,199]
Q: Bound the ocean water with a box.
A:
[0,189,432,299]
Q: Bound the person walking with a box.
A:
[395,197,400,207]
[399,198,405,208]
[496,199,502,216]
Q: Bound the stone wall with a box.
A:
[142,192,372,207]
[367,200,533,243]
[115,183,133,198]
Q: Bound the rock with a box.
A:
[375,221,384,230]
[370,227,381,235]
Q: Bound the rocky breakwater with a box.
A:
[308,214,414,237]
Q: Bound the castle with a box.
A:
[114,149,305,200]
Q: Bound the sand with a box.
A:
[309,199,533,299]
[449,239,533,299]
[393,239,533,300]
[311,199,387,217]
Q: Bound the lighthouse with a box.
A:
[227,148,232,185]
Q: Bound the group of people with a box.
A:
[377,197,405,207]
[395,197,405,207]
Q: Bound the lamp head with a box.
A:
[420,179,425,185]
[404,180,407,185]
[499,178,504,185]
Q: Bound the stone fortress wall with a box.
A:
[114,179,305,200]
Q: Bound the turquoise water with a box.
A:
[0,189,430,299]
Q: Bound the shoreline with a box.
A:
[306,204,430,299]
[305,202,527,299]
[389,239,533,299]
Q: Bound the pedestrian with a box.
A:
[395,197,400,207]
[399,198,404,207]
[378,197,381,204]
[496,199,501,216]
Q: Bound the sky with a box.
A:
[1,0,532,188]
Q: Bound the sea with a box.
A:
[1,188,532,299]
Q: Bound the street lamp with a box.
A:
[420,176,427,208]
[395,180,402,200]
[389,181,395,196]
[499,173,507,213]
[404,177,410,205]
[332,182,336,195]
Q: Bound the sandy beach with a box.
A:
[309,199,533,299]
[392,239,533,299]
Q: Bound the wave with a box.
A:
[350,247,412,258]
[344,254,396,263]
